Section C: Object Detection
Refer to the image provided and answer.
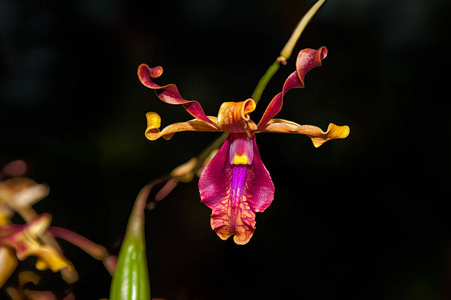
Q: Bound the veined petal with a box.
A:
[258,118,350,148]
[138,64,219,128]
[198,135,274,245]
[198,138,251,244]
[257,47,328,129]
[145,112,220,140]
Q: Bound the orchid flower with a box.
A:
[0,214,74,288]
[138,47,350,244]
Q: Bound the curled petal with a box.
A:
[257,47,328,129]
[198,136,274,245]
[145,112,220,140]
[217,99,258,133]
[258,118,350,148]
[138,64,219,127]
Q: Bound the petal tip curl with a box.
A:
[138,64,164,87]
[144,112,165,141]
[311,123,350,148]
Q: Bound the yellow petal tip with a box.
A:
[311,123,350,148]
[145,112,162,140]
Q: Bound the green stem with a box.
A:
[110,183,155,300]
[251,61,280,103]
[280,0,326,60]
[251,0,326,103]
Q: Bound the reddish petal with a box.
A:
[257,47,328,129]
[198,136,274,245]
[138,64,218,127]
[198,137,231,212]
[199,137,250,243]
[246,138,275,213]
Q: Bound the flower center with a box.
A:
[229,134,254,165]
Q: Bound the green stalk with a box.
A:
[279,0,326,60]
[110,184,154,300]
[251,61,280,103]
[251,0,326,103]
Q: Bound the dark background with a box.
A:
[1,0,450,299]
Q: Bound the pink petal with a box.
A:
[138,64,218,127]
[257,47,328,129]
[198,136,274,245]
[198,137,231,212]
[246,138,275,213]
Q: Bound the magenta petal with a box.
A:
[198,136,274,244]
[246,138,275,213]
[296,47,328,86]
[198,137,232,211]
[257,47,328,129]
[199,137,254,243]
[138,64,218,127]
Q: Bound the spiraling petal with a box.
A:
[257,47,328,129]
[145,112,220,140]
[138,64,219,127]
[217,99,258,133]
[198,135,274,245]
[258,118,350,147]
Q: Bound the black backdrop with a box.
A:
[1,0,450,299]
